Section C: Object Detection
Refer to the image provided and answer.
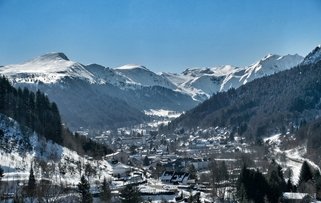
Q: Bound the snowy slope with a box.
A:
[0,51,305,129]
[163,54,303,100]
[183,66,239,97]
[237,54,304,85]
[115,64,176,89]
[0,113,114,185]
[0,53,96,84]
[0,52,303,101]
[161,65,240,100]
[264,134,320,185]
[84,63,138,88]
[301,45,321,65]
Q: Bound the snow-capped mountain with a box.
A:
[164,65,241,100]
[0,51,304,130]
[168,46,321,137]
[301,45,321,65]
[0,53,97,84]
[0,52,303,101]
[237,54,304,85]
[115,64,176,89]
[0,53,196,129]
[162,54,303,99]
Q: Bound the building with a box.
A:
[281,192,312,203]
[160,171,190,184]
[104,151,129,164]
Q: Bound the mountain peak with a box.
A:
[302,45,321,65]
[260,54,280,62]
[37,52,69,61]
[263,53,277,59]
[115,64,149,71]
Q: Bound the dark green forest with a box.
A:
[167,60,321,139]
[237,160,321,202]
[0,76,112,157]
[0,76,62,144]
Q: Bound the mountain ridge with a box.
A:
[166,45,321,138]
[0,51,304,130]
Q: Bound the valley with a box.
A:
[1,45,321,202]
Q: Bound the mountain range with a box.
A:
[167,45,321,137]
[0,51,304,130]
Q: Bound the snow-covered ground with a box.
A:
[0,141,114,186]
[0,113,117,187]
[1,51,304,104]
[264,133,320,184]
[144,109,182,119]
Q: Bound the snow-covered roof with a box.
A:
[283,192,310,200]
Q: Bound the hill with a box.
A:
[167,46,321,138]
[0,76,112,157]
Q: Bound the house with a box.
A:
[160,171,190,184]
[104,151,129,164]
[111,162,132,177]
[160,171,175,183]
[171,172,190,184]
[281,192,312,203]
[121,136,146,146]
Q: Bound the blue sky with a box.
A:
[0,0,321,72]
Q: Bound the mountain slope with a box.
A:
[167,46,321,138]
[301,45,321,65]
[0,52,303,130]
[0,113,113,186]
[162,54,303,100]
[115,64,176,89]
[0,53,200,129]
[0,54,148,129]
[237,54,303,85]
[19,78,147,129]
[0,53,96,84]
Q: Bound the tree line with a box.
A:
[0,76,62,144]
[167,60,321,139]
[237,160,321,202]
[0,76,112,157]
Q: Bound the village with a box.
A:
[1,110,319,202]
[92,125,244,202]
[86,118,319,203]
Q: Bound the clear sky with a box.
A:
[0,0,321,72]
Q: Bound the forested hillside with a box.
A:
[0,76,62,144]
[167,57,321,139]
[0,76,112,157]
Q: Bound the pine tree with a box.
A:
[236,165,269,203]
[100,177,111,202]
[266,161,286,203]
[286,179,294,192]
[13,193,24,203]
[315,174,321,200]
[187,164,197,180]
[78,175,93,203]
[218,161,229,181]
[0,166,4,181]
[236,165,251,202]
[298,161,313,185]
[267,170,284,202]
[27,166,37,199]
[188,191,201,203]
[143,155,150,166]
[119,185,141,203]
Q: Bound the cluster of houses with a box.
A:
[160,171,190,184]
[91,126,321,202]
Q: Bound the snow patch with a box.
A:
[144,109,182,118]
